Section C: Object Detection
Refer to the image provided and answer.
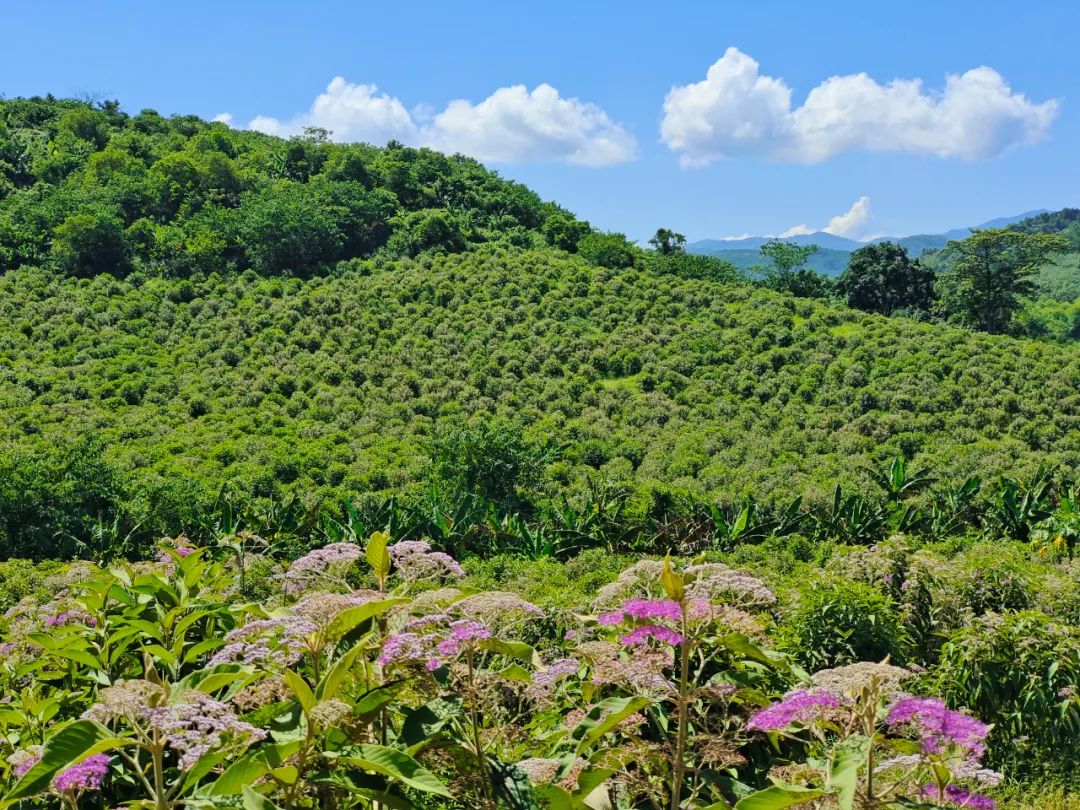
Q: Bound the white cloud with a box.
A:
[661,47,1059,166]
[427,84,636,166]
[248,78,418,145]
[765,196,873,240]
[245,77,636,166]
[212,113,233,125]
[822,195,871,237]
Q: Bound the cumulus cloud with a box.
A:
[246,77,636,166]
[426,84,637,166]
[248,78,418,145]
[765,196,873,240]
[822,195,871,238]
[661,47,1059,166]
[212,113,233,125]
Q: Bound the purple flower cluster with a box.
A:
[142,692,267,770]
[388,540,465,583]
[44,610,97,628]
[599,598,685,648]
[11,750,41,778]
[284,542,364,596]
[53,754,110,793]
[887,697,989,757]
[532,658,580,692]
[921,784,996,809]
[746,689,843,732]
[380,615,492,670]
[209,615,318,668]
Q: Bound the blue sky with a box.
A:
[4,0,1078,242]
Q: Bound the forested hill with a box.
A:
[0,95,606,276]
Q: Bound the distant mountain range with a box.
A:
[687,210,1048,276]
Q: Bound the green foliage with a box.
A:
[429,421,555,510]
[576,230,637,268]
[937,228,1070,334]
[0,96,590,277]
[838,242,935,316]
[778,578,906,669]
[933,611,1080,780]
[648,227,686,255]
[756,240,832,298]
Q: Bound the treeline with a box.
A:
[0,95,669,278]
[3,425,1078,563]
[700,225,1076,339]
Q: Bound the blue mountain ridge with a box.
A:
[687,210,1048,276]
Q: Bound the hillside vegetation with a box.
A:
[2,97,1080,555]
[5,96,1080,810]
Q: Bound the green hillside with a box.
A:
[4,241,1080,533]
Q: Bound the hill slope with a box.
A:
[2,243,1079,524]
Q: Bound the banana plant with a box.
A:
[871,455,934,503]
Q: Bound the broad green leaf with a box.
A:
[401,697,463,749]
[326,598,408,640]
[734,784,826,810]
[496,663,533,683]
[479,638,542,667]
[330,744,452,797]
[209,740,303,795]
[243,786,282,810]
[488,757,541,810]
[571,696,652,755]
[352,682,404,718]
[316,636,371,700]
[535,784,575,810]
[142,643,179,668]
[176,663,259,697]
[284,670,315,714]
[660,554,685,601]
[828,735,870,810]
[366,530,392,581]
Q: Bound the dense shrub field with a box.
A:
[3,244,1080,557]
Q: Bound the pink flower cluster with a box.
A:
[887,697,989,757]
[209,615,318,668]
[380,615,491,670]
[142,692,266,770]
[620,625,683,647]
[599,599,684,647]
[388,540,465,582]
[746,689,843,731]
[532,658,580,692]
[921,784,996,809]
[12,751,41,778]
[53,754,110,793]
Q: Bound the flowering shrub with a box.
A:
[741,662,1000,809]
[0,539,1014,810]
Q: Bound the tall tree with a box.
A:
[938,228,1068,334]
[838,242,935,316]
[756,239,830,298]
[649,227,687,255]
